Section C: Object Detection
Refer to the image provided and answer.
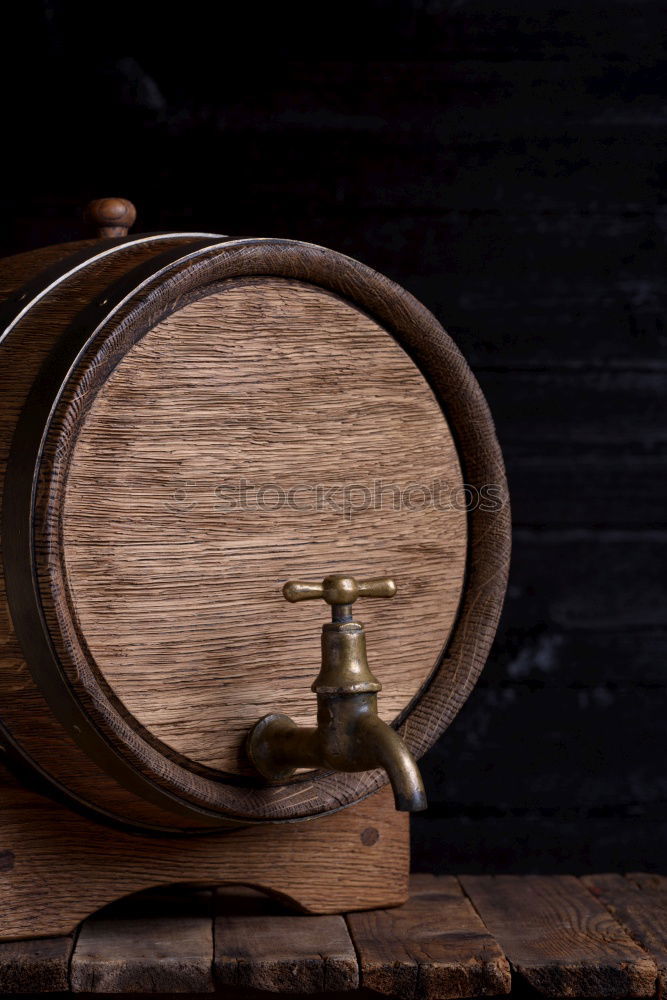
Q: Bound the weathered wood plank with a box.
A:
[504,531,667,632]
[504,455,667,528]
[582,874,666,994]
[422,686,664,815]
[476,370,666,454]
[413,813,667,878]
[346,873,511,999]
[161,55,667,135]
[629,873,667,891]
[70,888,215,993]
[206,132,666,216]
[0,935,73,994]
[460,874,657,997]
[482,628,667,689]
[472,368,667,526]
[356,207,667,295]
[214,886,358,993]
[324,204,667,370]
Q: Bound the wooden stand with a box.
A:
[0,764,408,940]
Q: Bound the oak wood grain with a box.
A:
[583,874,667,995]
[460,874,657,997]
[346,873,511,998]
[214,886,358,993]
[61,277,466,775]
[0,766,407,940]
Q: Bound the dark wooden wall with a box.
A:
[1,1,664,871]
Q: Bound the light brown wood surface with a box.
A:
[215,886,359,992]
[347,873,511,999]
[461,875,658,998]
[0,765,408,939]
[60,277,466,775]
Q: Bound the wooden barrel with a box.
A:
[0,224,510,832]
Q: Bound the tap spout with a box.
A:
[247,693,427,812]
[358,714,427,812]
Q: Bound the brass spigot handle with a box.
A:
[283,574,396,606]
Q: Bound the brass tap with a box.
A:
[246,574,427,812]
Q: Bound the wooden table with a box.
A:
[2,873,665,997]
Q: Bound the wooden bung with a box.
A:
[0,200,509,930]
[84,197,137,238]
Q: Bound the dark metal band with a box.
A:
[0,717,242,839]
[0,232,221,347]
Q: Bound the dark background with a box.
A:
[2,1,664,872]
